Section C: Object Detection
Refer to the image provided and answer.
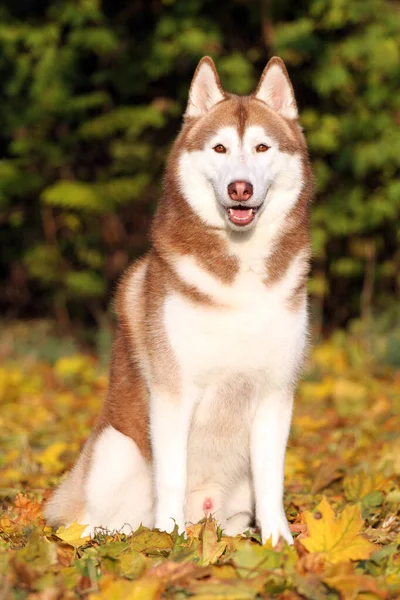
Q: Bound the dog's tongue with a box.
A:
[228,208,254,226]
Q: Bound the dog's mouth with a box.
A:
[226,204,262,227]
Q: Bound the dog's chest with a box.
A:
[164,262,307,387]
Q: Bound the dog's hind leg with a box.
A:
[45,425,154,535]
[222,478,254,536]
[81,425,154,535]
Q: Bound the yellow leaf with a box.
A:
[343,472,386,502]
[0,516,13,533]
[300,497,376,563]
[125,577,162,600]
[130,528,173,554]
[89,577,161,600]
[89,580,132,600]
[56,522,90,548]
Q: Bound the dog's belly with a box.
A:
[187,375,255,489]
[164,284,307,389]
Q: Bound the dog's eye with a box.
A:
[213,144,227,154]
[256,144,269,153]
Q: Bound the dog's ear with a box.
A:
[253,57,298,119]
[185,57,226,119]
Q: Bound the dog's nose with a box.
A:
[227,181,253,202]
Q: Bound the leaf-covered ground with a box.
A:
[1,324,400,599]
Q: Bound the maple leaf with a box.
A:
[300,497,376,563]
[56,522,90,548]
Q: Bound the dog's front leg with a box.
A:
[251,390,294,546]
[151,390,195,535]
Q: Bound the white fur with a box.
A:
[179,125,303,232]
[164,262,307,386]
[82,426,153,535]
[151,387,197,534]
[251,391,294,545]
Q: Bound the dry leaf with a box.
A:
[199,517,227,566]
[300,497,376,563]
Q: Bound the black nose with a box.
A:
[227,181,253,202]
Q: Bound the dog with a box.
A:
[45,56,312,546]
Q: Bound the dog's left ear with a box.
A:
[185,56,226,119]
[253,57,298,120]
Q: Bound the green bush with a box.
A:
[0,0,399,330]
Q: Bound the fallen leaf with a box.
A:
[311,458,344,493]
[14,493,43,525]
[300,496,377,563]
[117,551,148,579]
[293,573,329,600]
[130,527,173,555]
[344,472,386,502]
[199,516,227,566]
[12,532,58,585]
[146,560,208,584]
[88,578,161,600]
[232,539,281,578]
[56,522,90,548]
[188,577,264,599]
[324,563,389,600]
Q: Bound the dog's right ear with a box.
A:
[185,57,226,119]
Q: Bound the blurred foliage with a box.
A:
[0,0,399,330]
[1,325,400,597]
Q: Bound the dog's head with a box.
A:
[173,56,308,233]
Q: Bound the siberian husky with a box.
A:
[45,56,312,546]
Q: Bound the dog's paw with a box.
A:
[259,508,293,547]
[155,513,185,536]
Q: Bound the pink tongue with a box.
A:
[228,208,254,226]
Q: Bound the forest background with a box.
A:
[1,0,399,349]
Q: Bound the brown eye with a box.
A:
[213,144,227,154]
[256,144,269,153]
